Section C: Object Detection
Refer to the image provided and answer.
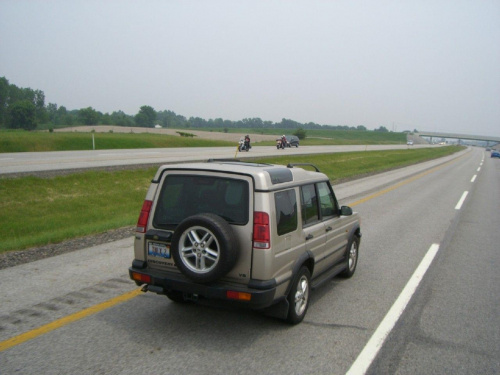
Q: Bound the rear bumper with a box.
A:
[129,264,278,309]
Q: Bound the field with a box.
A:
[0,146,463,253]
[0,129,235,153]
[0,126,407,153]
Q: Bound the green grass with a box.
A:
[0,146,463,254]
[252,146,463,182]
[0,128,406,153]
[0,167,156,252]
[0,130,234,152]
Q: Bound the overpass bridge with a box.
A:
[417,131,500,147]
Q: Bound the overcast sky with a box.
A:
[1,1,499,136]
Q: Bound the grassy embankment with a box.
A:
[0,130,234,152]
[0,145,463,254]
[0,128,406,153]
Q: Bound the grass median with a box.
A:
[0,146,463,254]
[0,131,234,152]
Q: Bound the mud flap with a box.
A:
[260,298,289,320]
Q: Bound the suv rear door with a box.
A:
[317,181,350,265]
[300,184,329,274]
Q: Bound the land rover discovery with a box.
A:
[129,160,361,324]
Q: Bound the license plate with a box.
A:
[148,242,170,259]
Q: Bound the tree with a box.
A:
[47,103,58,124]
[0,77,9,127]
[374,126,389,132]
[79,107,100,125]
[293,128,307,140]
[8,100,37,130]
[135,105,156,127]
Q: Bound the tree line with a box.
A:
[0,76,389,132]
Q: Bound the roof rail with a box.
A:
[286,163,321,172]
[207,158,241,163]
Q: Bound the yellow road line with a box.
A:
[0,153,466,352]
[0,288,142,352]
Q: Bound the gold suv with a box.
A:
[129,160,361,324]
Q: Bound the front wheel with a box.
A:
[286,267,311,324]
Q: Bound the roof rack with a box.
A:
[286,163,321,172]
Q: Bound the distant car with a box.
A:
[491,150,500,158]
[407,141,414,146]
[285,135,300,147]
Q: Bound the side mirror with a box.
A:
[340,206,353,216]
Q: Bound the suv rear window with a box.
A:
[153,175,249,228]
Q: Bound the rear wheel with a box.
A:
[286,267,311,324]
[340,236,359,278]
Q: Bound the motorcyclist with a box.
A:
[281,135,287,148]
[244,135,251,150]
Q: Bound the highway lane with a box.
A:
[1,147,498,374]
[366,149,500,374]
[0,144,434,174]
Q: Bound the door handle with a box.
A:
[326,226,333,232]
[306,234,313,240]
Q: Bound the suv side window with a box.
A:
[301,184,319,226]
[274,189,298,235]
[317,181,338,218]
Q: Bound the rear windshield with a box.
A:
[153,174,249,228]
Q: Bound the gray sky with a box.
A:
[1,1,499,136]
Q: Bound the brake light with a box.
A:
[136,200,153,233]
[253,211,270,249]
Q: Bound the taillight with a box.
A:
[226,291,251,301]
[136,200,153,233]
[253,211,270,249]
[131,272,151,284]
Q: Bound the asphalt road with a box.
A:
[0,144,432,174]
[1,147,498,374]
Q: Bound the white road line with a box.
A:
[477,167,481,172]
[455,191,468,210]
[471,175,477,183]
[346,244,440,375]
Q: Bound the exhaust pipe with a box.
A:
[140,284,165,295]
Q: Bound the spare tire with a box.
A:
[171,213,238,283]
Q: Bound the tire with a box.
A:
[171,213,238,283]
[340,235,359,278]
[286,266,311,324]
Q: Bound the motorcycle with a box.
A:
[238,137,251,152]
[276,138,287,149]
